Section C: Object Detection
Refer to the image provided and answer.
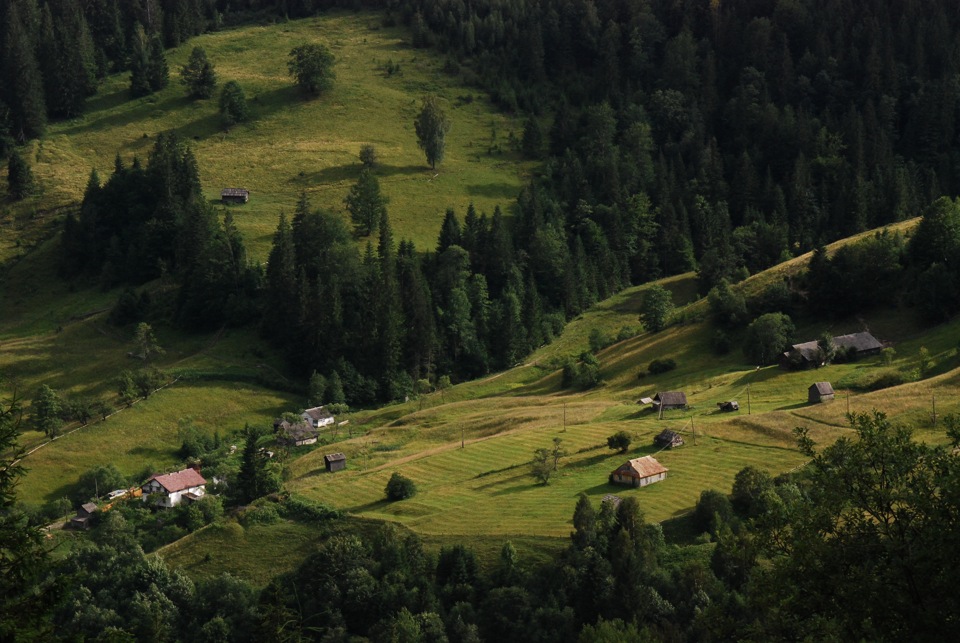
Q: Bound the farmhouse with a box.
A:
[277,420,319,446]
[808,382,835,404]
[781,331,883,369]
[220,187,249,204]
[652,391,687,411]
[302,406,335,429]
[610,456,668,487]
[324,452,346,472]
[654,429,684,449]
[141,467,206,507]
[68,502,98,530]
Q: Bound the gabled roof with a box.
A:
[810,381,835,395]
[303,406,334,421]
[834,331,882,352]
[80,502,98,515]
[654,391,687,406]
[280,421,318,441]
[656,429,681,440]
[220,187,249,197]
[614,456,668,479]
[146,468,206,493]
[324,452,346,463]
[786,332,882,361]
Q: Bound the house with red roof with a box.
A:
[141,466,207,507]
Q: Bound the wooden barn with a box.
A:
[324,452,346,472]
[609,456,668,488]
[808,382,835,404]
[277,420,319,447]
[220,188,250,204]
[69,502,99,530]
[654,429,684,449]
[651,391,688,412]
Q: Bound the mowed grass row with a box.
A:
[26,11,530,259]
[287,407,812,537]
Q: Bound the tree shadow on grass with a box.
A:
[59,94,196,137]
[466,182,519,200]
[775,401,810,411]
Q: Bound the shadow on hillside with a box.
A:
[179,113,223,141]
[248,85,308,120]
[491,481,538,496]
[774,401,809,411]
[42,482,77,504]
[84,88,129,114]
[350,499,391,513]
[565,452,615,470]
[466,182,518,200]
[60,94,195,137]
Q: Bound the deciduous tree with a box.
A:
[287,43,335,96]
[640,284,673,332]
[414,96,451,169]
[218,80,249,127]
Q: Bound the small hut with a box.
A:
[654,429,684,449]
[324,452,346,473]
[717,400,739,412]
[69,502,99,530]
[220,188,250,204]
[808,382,835,404]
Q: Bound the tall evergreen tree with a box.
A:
[6,149,34,200]
[180,46,216,99]
[1,1,46,140]
[344,168,387,237]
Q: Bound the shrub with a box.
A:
[693,489,733,536]
[360,144,378,167]
[385,472,416,501]
[648,358,677,374]
[238,503,280,526]
[280,495,342,522]
[606,431,632,453]
[588,328,613,353]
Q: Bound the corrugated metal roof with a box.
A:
[146,468,206,493]
[615,456,668,479]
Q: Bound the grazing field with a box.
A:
[2,11,530,261]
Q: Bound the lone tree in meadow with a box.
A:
[31,384,63,438]
[414,96,451,169]
[133,322,164,361]
[288,43,336,97]
[219,80,249,127]
[180,46,217,99]
[344,168,388,236]
[607,431,632,453]
[385,472,416,500]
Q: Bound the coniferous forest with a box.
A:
[4,0,960,640]
[9,0,958,403]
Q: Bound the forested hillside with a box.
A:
[5,0,957,408]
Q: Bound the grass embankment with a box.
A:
[2,11,530,261]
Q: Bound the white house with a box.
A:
[141,467,207,507]
[301,406,335,429]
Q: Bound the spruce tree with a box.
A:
[6,149,33,200]
[180,46,216,99]
[218,80,249,127]
[2,1,47,139]
[344,168,388,237]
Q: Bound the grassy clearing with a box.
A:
[4,11,529,261]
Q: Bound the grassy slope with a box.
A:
[2,11,529,260]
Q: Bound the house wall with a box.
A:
[295,437,318,446]
[327,460,346,472]
[638,472,666,487]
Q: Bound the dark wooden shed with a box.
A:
[324,452,346,472]
[808,382,835,404]
[654,429,684,449]
[221,188,250,204]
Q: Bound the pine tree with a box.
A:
[218,80,249,127]
[180,46,216,99]
[6,148,32,200]
[2,1,46,140]
[344,168,388,236]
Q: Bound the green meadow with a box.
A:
[4,11,530,260]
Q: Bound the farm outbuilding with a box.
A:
[324,452,346,472]
[808,382,835,404]
[302,406,335,429]
[651,392,687,411]
[654,429,684,449]
[781,331,883,369]
[277,420,319,447]
[609,456,668,488]
[717,400,739,412]
[69,502,99,530]
[220,188,250,204]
